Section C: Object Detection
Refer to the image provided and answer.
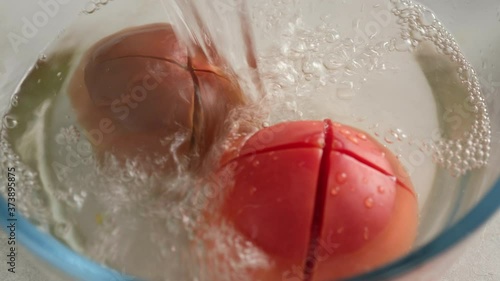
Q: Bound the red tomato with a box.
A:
[69,23,245,173]
[214,119,418,281]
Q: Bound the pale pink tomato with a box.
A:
[215,119,418,281]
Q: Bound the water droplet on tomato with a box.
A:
[340,128,351,135]
[336,172,347,184]
[364,197,374,208]
[332,139,343,149]
[317,138,326,147]
[364,227,370,240]
[331,186,340,196]
[250,187,257,195]
[377,186,386,194]
[348,135,359,144]
[253,160,260,167]
[357,133,367,141]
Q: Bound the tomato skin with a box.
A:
[69,23,245,172]
[217,120,418,281]
[224,148,321,267]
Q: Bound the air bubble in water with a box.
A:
[325,32,340,43]
[84,2,98,14]
[55,222,70,237]
[419,8,436,26]
[3,115,18,129]
[72,191,88,210]
[391,0,491,176]
[10,95,19,107]
[410,28,425,41]
[394,38,413,52]
[323,57,344,70]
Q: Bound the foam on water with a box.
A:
[257,0,490,177]
[391,0,490,175]
[83,0,114,15]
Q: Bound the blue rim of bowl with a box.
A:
[1,178,500,281]
[0,198,140,281]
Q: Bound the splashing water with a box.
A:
[159,0,265,102]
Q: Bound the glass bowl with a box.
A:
[0,0,499,280]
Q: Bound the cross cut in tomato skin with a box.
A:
[69,23,245,173]
[218,119,418,281]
